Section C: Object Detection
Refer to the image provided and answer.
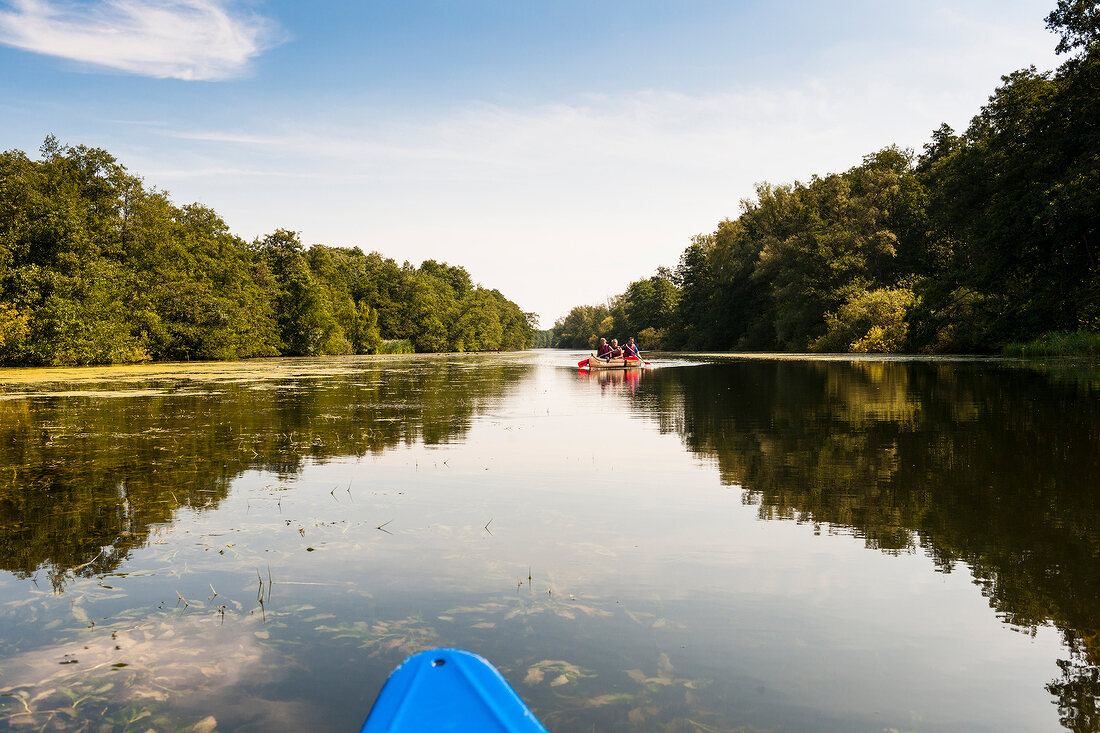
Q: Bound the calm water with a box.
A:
[0,351,1097,732]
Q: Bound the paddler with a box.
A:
[596,338,611,360]
[623,337,640,358]
[609,339,624,358]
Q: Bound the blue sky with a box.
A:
[0,0,1062,326]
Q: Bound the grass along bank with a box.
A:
[1002,331,1100,357]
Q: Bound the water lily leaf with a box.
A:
[524,659,594,688]
[192,714,217,732]
[582,694,635,708]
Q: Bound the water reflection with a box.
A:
[576,367,644,396]
[633,359,1100,730]
[0,353,1097,731]
[0,356,530,589]
[0,611,311,730]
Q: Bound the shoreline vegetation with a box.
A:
[0,140,535,367]
[549,4,1098,358]
[1002,331,1100,358]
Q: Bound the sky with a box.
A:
[0,0,1063,327]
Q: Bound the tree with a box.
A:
[618,272,679,343]
[1047,0,1100,55]
[256,230,347,356]
[810,286,914,353]
[671,234,718,348]
[914,53,1100,345]
[0,140,532,364]
[552,304,611,348]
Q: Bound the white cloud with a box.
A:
[0,0,281,80]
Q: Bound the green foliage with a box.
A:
[554,4,1099,355]
[1003,331,1100,357]
[915,36,1100,345]
[551,304,611,349]
[378,339,415,354]
[810,286,914,353]
[613,269,678,349]
[0,302,28,350]
[906,286,1006,353]
[635,326,663,351]
[1046,0,1100,55]
[669,234,720,349]
[0,140,532,365]
[531,329,556,348]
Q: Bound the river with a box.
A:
[0,351,1097,732]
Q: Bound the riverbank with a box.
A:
[1002,331,1100,357]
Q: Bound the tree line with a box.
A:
[0,138,535,366]
[552,1,1099,354]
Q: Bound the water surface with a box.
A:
[0,352,1097,731]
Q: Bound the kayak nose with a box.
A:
[361,648,548,732]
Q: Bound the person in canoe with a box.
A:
[596,338,611,360]
[609,339,624,358]
[623,337,640,359]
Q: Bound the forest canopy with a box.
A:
[0,138,535,366]
[552,1,1099,354]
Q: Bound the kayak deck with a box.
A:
[361,648,547,732]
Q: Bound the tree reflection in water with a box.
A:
[2,354,1098,730]
[0,357,530,591]
[632,359,1100,731]
[576,366,643,397]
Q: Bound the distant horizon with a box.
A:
[0,0,1061,327]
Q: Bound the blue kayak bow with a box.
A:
[361,648,547,732]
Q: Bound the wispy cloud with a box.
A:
[156,82,938,185]
[0,0,281,80]
[114,3,1058,322]
[148,165,336,180]
[139,64,1034,321]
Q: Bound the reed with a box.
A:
[1002,331,1100,357]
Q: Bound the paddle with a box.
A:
[624,350,651,366]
